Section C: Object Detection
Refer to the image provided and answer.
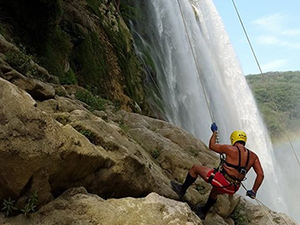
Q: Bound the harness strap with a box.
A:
[224,146,250,174]
[238,146,250,168]
[207,168,217,183]
[238,145,241,168]
[207,169,240,192]
[245,147,250,168]
[221,169,242,183]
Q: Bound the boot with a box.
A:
[171,173,196,199]
[171,180,185,199]
[195,205,207,220]
[195,197,217,220]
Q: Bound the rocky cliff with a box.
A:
[0,0,297,224]
[0,35,296,224]
[0,0,150,113]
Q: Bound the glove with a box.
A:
[211,122,218,132]
[246,190,256,199]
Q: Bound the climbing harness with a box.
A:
[207,169,241,193]
[207,167,241,191]
[207,147,249,193]
[224,146,250,175]
[231,0,300,167]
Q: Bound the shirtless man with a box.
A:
[171,123,264,220]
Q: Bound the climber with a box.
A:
[171,123,264,220]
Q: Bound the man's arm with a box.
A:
[209,131,220,151]
[209,123,233,154]
[209,131,230,154]
[251,155,264,193]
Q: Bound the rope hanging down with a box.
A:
[232,1,294,224]
[176,0,221,143]
[231,0,300,167]
[176,2,285,223]
[176,0,215,124]
[240,184,277,225]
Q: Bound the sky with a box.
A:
[212,0,300,75]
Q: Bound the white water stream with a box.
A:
[130,0,290,216]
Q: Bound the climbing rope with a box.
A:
[240,183,291,225]
[176,0,215,123]
[231,1,296,223]
[176,0,220,142]
[133,0,219,140]
[240,184,276,225]
[231,0,300,167]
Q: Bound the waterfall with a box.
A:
[130,0,288,214]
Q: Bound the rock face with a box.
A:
[0,76,297,224]
[0,188,297,225]
[0,187,202,225]
[0,0,147,112]
[234,198,297,225]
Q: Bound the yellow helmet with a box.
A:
[230,130,247,145]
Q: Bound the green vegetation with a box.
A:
[0,23,10,40]
[38,27,73,79]
[246,71,300,140]
[119,120,129,133]
[151,148,160,159]
[86,0,104,18]
[79,129,93,138]
[119,3,140,23]
[74,125,98,145]
[21,191,38,216]
[0,24,5,35]
[0,0,153,113]
[71,30,108,88]
[0,0,63,42]
[59,68,78,85]
[75,89,107,111]
[1,197,17,216]
[195,184,206,195]
[104,18,144,105]
[122,0,164,115]
[0,0,71,80]
[5,47,38,78]
[230,206,249,225]
[1,191,38,217]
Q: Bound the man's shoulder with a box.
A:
[221,144,236,152]
[220,144,234,149]
[246,148,258,159]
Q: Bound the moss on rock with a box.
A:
[0,0,150,113]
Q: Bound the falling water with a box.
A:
[130,0,289,215]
